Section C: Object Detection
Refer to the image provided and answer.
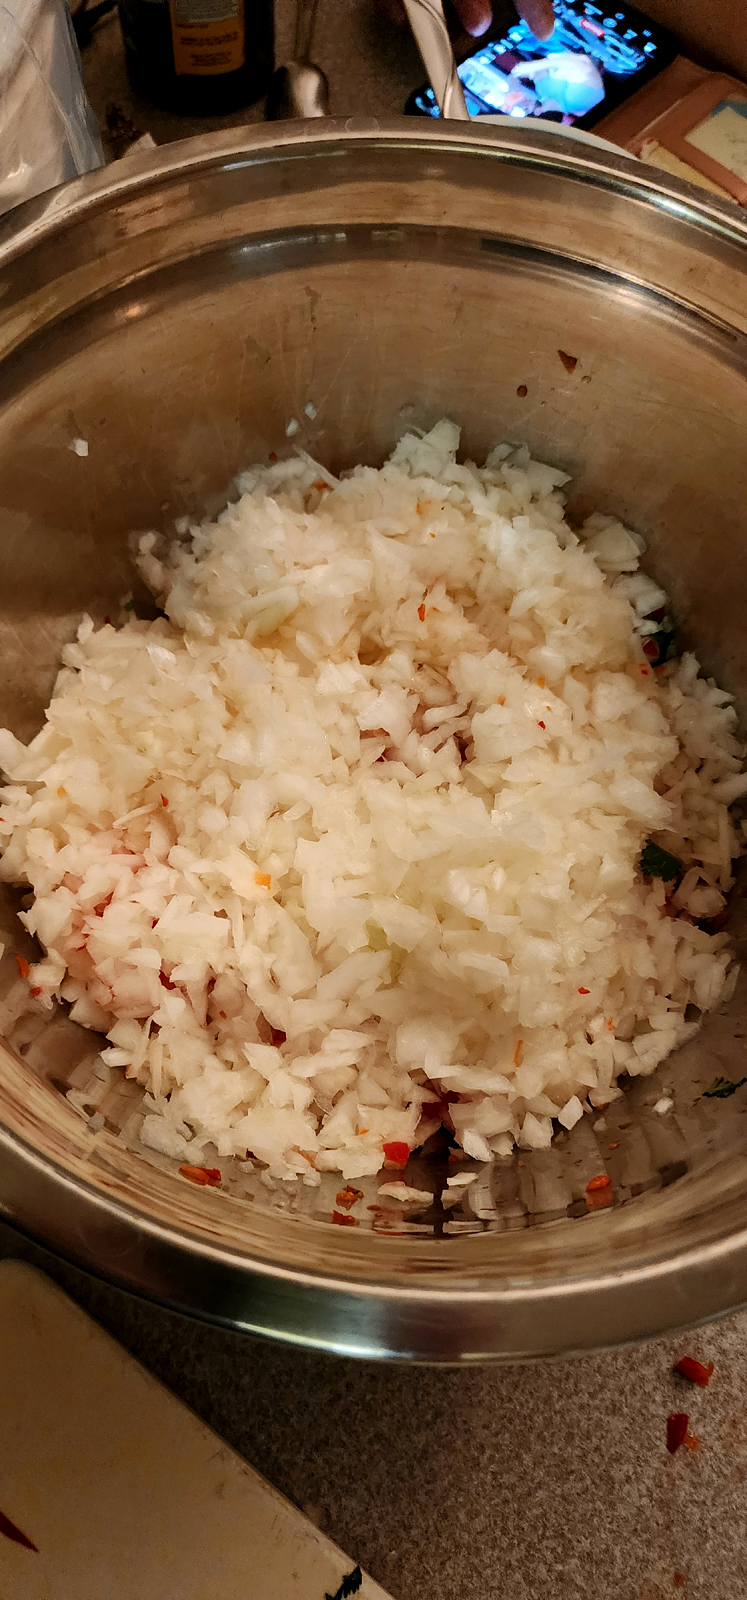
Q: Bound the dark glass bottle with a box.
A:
[118,0,274,115]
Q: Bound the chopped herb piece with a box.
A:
[326,1566,363,1600]
[703,1076,747,1099]
[640,841,682,881]
[666,1412,689,1454]
[674,1356,713,1387]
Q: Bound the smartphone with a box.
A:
[405,0,677,131]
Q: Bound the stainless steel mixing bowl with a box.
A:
[1,120,746,1360]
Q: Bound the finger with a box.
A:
[515,0,555,41]
[453,0,492,37]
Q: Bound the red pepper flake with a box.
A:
[178,1165,221,1187]
[312,479,330,493]
[666,1412,689,1453]
[516,384,528,398]
[608,1141,619,1150]
[513,1039,523,1067]
[674,1356,714,1387]
[537,720,546,730]
[268,451,278,462]
[335,1185,363,1210]
[16,955,30,979]
[578,986,590,994]
[418,603,426,622]
[558,349,578,374]
[255,872,272,888]
[0,1508,38,1552]
[332,1209,359,1226]
[683,1431,700,1451]
[30,987,42,997]
[383,1141,410,1167]
[674,1576,687,1589]
[218,1009,227,1019]
[161,794,169,806]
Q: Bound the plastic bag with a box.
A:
[0,0,104,217]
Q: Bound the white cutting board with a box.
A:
[0,1260,393,1600]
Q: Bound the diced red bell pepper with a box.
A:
[383,1141,410,1167]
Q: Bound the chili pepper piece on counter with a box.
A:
[666,1412,689,1454]
[674,1356,714,1387]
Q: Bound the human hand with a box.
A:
[453,0,555,41]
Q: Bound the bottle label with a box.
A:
[168,0,245,75]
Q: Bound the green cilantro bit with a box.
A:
[326,1568,362,1600]
[703,1076,747,1100]
[640,841,682,882]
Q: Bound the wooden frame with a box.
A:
[629,72,747,204]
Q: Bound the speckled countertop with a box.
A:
[3,8,745,1598]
